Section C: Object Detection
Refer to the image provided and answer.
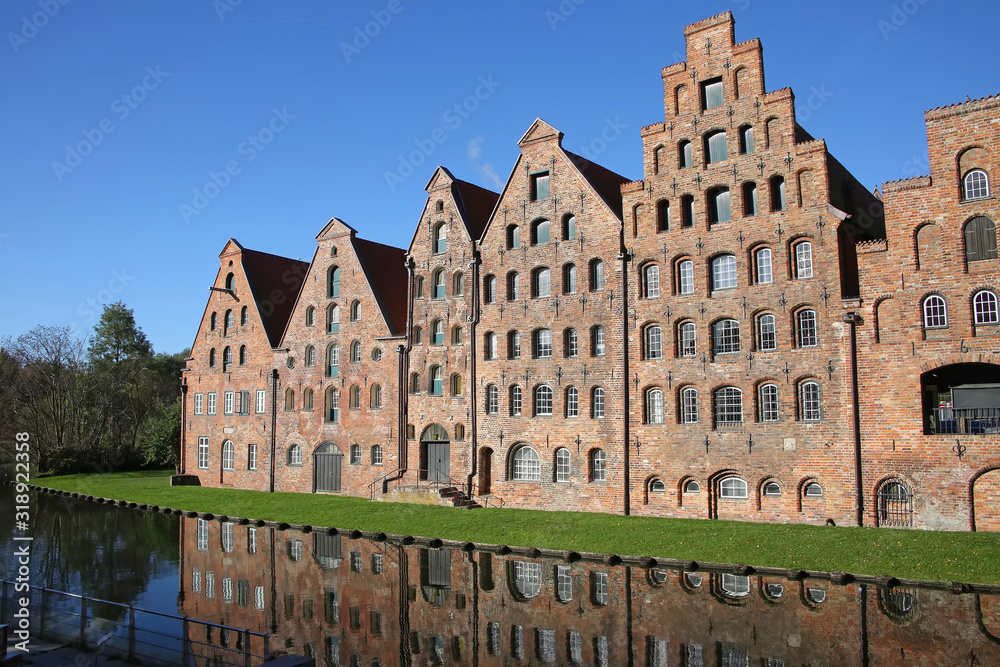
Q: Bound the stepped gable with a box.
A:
[240,247,309,348]
[352,237,408,336]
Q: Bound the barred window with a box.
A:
[680,321,697,357]
[513,561,541,598]
[512,446,540,481]
[711,254,738,290]
[535,385,553,416]
[922,295,948,329]
[974,290,1000,324]
[713,319,741,354]
[646,388,665,424]
[759,383,779,422]
[681,387,699,424]
[556,564,573,600]
[797,309,818,347]
[592,572,610,607]
[800,381,821,421]
[714,386,743,426]
[645,325,662,359]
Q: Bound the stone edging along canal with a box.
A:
[21,483,1000,596]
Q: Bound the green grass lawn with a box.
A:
[33,470,1000,585]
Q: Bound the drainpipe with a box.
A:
[383,256,417,492]
[466,247,481,499]
[269,369,278,493]
[620,241,632,516]
[179,380,188,475]
[844,312,864,526]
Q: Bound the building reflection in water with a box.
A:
[178,516,1000,666]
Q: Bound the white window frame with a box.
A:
[755,247,772,284]
[795,241,814,279]
[566,386,579,418]
[555,448,571,482]
[714,386,743,426]
[964,169,990,200]
[711,255,738,291]
[678,259,694,295]
[680,322,697,358]
[713,319,741,354]
[645,325,662,360]
[534,385,553,417]
[222,441,234,471]
[510,385,522,416]
[800,381,822,421]
[535,329,553,358]
[194,393,203,415]
[645,265,660,298]
[974,290,1000,324]
[681,388,699,424]
[512,446,541,481]
[923,295,948,329]
[486,385,498,415]
[719,477,748,498]
[590,449,607,482]
[797,309,818,347]
[592,387,605,419]
[256,389,266,414]
[593,326,606,357]
[757,313,776,351]
[198,437,209,469]
[248,444,258,471]
[224,390,234,415]
[759,383,779,422]
[207,392,217,415]
[647,388,665,424]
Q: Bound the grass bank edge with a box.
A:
[31,470,1000,586]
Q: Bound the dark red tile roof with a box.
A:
[453,178,500,240]
[353,237,408,336]
[241,249,310,348]
[563,150,630,219]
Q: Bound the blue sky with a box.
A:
[2,0,997,354]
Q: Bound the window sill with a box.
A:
[961,195,995,204]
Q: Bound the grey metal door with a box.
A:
[315,452,342,492]
[427,441,450,483]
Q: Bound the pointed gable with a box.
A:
[240,248,310,348]
[563,150,630,219]
[352,237,408,336]
[453,178,500,241]
[518,118,563,147]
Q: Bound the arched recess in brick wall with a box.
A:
[914,222,941,270]
[733,67,747,100]
[958,146,990,185]
[971,467,1000,532]
[873,297,896,344]
[796,169,813,208]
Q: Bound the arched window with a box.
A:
[964,169,990,200]
[534,385,553,416]
[644,265,660,298]
[713,319,741,354]
[657,199,670,231]
[877,478,913,527]
[678,140,693,168]
[506,224,520,250]
[762,481,781,497]
[799,381,821,421]
[796,309,818,347]
[432,269,445,299]
[721,574,750,597]
[677,258,694,294]
[235,345,245,366]
[210,312,218,331]
[743,182,758,216]
[793,240,813,279]
[325,387,339,423]
[304,345,315,367]
[646,388,665,424]
[711,254,737,290]
[705,130,727,164]
[485,384,498,414]
[512,446,540,481]
[453,271,464,295]
[371,445,383,466]
[370,384,382,409]
[224,309,234,333]
[349,444,361,465]
[770,176,786,212]
[719,477,748,498]
[649,478,666,494]
[756,313,776,351]
[532,267,551,298]
[415,276,425,298]
[684,479,701,493]
[590,259,605,291]
[679,321,697,357]
[484,332,497,360]
[508,331,521,359]
[803,482,824,498]
[922,295,948,329]
[483,275,497,304]
[507,271,520,301]
[591,326,606,357]
[534,329,552,358]
[680,387,699,423]
[591,387,605,419]
[739,125,754,154]
[589,449,607,482]
[974,290,1000,324]
[433,222,447,254]
[349,384,360,409]
[327,304,340,333]
[326,343,339,378]
[287,444,302,466]
[452,326,463,344]
[284,388,295,411]
[431,319,444,345]
[753,246,772,283]
[682,194,695,227]
[225,273,235,290]
[509,385,522,416]
[512,561,542,599]
[301,388,312,411]
[410,372,420,394]
[965,216,998,262]
[350,340,361,363]
[565,386,579,418]
[555,448,571,482]
[563,263,577,294]
[350,300,360,321]
[223,346,233,370]
[222,441,234,471]
[429,365,443,396]
[450,374,462,396]
[412,326,422,345]
[564,328,579,357]
[758,383,779,422]
[305,306,315,327]
[563,214,576,240]
[532,219,550,245]
[240,306,248,326]
[714,386,743,426]
[327,266,340,298]
[645,324,662,360]
[209,348,216,367]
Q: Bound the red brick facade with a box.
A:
[181,12,1000,531]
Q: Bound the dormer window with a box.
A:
[701,77,723,111]
[531,172,550,201]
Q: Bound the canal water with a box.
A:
[2,488,999,666]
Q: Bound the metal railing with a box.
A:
[0,580,270,666]
[929,407,1000,435]
[368,468,506,507]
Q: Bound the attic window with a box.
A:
[531,172,550,201]
[701,77,723,111]
[330,246,338,257]
[435,200,444,212]
[225,273,235,290]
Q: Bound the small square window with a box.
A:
[531,172,550,201]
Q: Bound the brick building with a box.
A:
[181,12,1000,531]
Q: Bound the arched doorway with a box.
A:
[420,424,450,482]
[314,442,342,493]
[478,447,493,496]
[973,469,1000,531]
[922,363,1000,435]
